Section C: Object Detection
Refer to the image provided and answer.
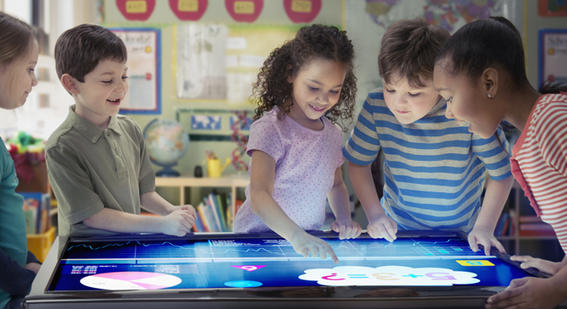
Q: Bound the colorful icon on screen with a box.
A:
[80,271,181,290]
[456,260,494,266]
[231,265,266,272]
[299,266,480,286]
[224,280,263,288]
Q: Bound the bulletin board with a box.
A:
[538,29,567,88]
[110,28,161,114]
[173,24,300,105]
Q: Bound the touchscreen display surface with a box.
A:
[48,234,532,292]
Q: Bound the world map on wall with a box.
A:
[365,0,501,32]
[346,0,510,100]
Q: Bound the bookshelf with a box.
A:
[155,175,249,217]
[498,182,562,259]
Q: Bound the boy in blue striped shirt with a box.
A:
[344,20,514,255]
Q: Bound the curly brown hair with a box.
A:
[252,24,357,131]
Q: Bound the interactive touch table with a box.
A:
[24,231,558,308]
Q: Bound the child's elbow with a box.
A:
[82,212,103,228]
[82,216,96,227]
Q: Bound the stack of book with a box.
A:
[519,216,555,237]
[21,192,51,235]
[193,192,234,232]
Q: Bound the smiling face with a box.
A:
[382,72,440,124]
[433,58,502,138]
[0,39,38,110]
[288,57,347,130]
[68,59,129,127]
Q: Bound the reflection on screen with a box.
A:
[49,236,532,291]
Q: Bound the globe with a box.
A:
[143,119,189,177]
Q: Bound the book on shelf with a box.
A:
[518,216,555,237]
[192,192,236,232]
[495,211,511,236]
[20,192,51,234]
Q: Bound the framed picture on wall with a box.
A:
[538,29,567,89]
[110,28,161,114]
[538,0,567,16]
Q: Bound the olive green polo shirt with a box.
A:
[46,105,155,237]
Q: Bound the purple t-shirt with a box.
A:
[233,108,344,233]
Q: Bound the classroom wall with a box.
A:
[4,0,566,188]
[103,0,562,181]
[103,0,343,179]
[524,0,567,87]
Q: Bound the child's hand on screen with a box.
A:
[366,215,397,242]
[467,226,505,256]
[510,255,562,275]
[289,231,339,263]
[331,219,362,239]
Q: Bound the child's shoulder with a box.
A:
[45,115,74,150]
[532,92,567,128]
[251,108,280,128]
[363,89,387,106]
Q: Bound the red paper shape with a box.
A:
[284,0,321,23]
[169,0,208,21]
[116,0,156,21]
[225,0,263,23]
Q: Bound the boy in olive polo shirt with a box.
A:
[46,24,196,237]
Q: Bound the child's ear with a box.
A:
[481,67,498,99]
[60,74,79,95]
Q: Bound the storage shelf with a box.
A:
[155,176,249,218]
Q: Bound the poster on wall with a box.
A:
[538,0,567,17]
[175,24,228,100]
[174,24,298,105]
[539,29,567,88]
[111,28,161,114]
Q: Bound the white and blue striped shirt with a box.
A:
[344,91,512,232]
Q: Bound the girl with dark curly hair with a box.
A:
[233,24,360,262]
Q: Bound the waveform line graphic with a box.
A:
[218,247,286,256]
[66,240,194,253]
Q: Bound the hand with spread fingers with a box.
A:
[468,226,506,256]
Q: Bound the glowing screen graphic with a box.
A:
[48,235,532,291]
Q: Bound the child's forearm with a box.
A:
[474,175,514,231]
[550,265,567,305]
[83,208,166,234]
[140,191,176,215]
[328,182,351,222]
[327,167,352,222]
[0,248,35,296]
[250,189,305,240]
[347,162,385,222]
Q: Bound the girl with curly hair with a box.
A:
[233,24,360,262]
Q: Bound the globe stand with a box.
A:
[152,159,180,177]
